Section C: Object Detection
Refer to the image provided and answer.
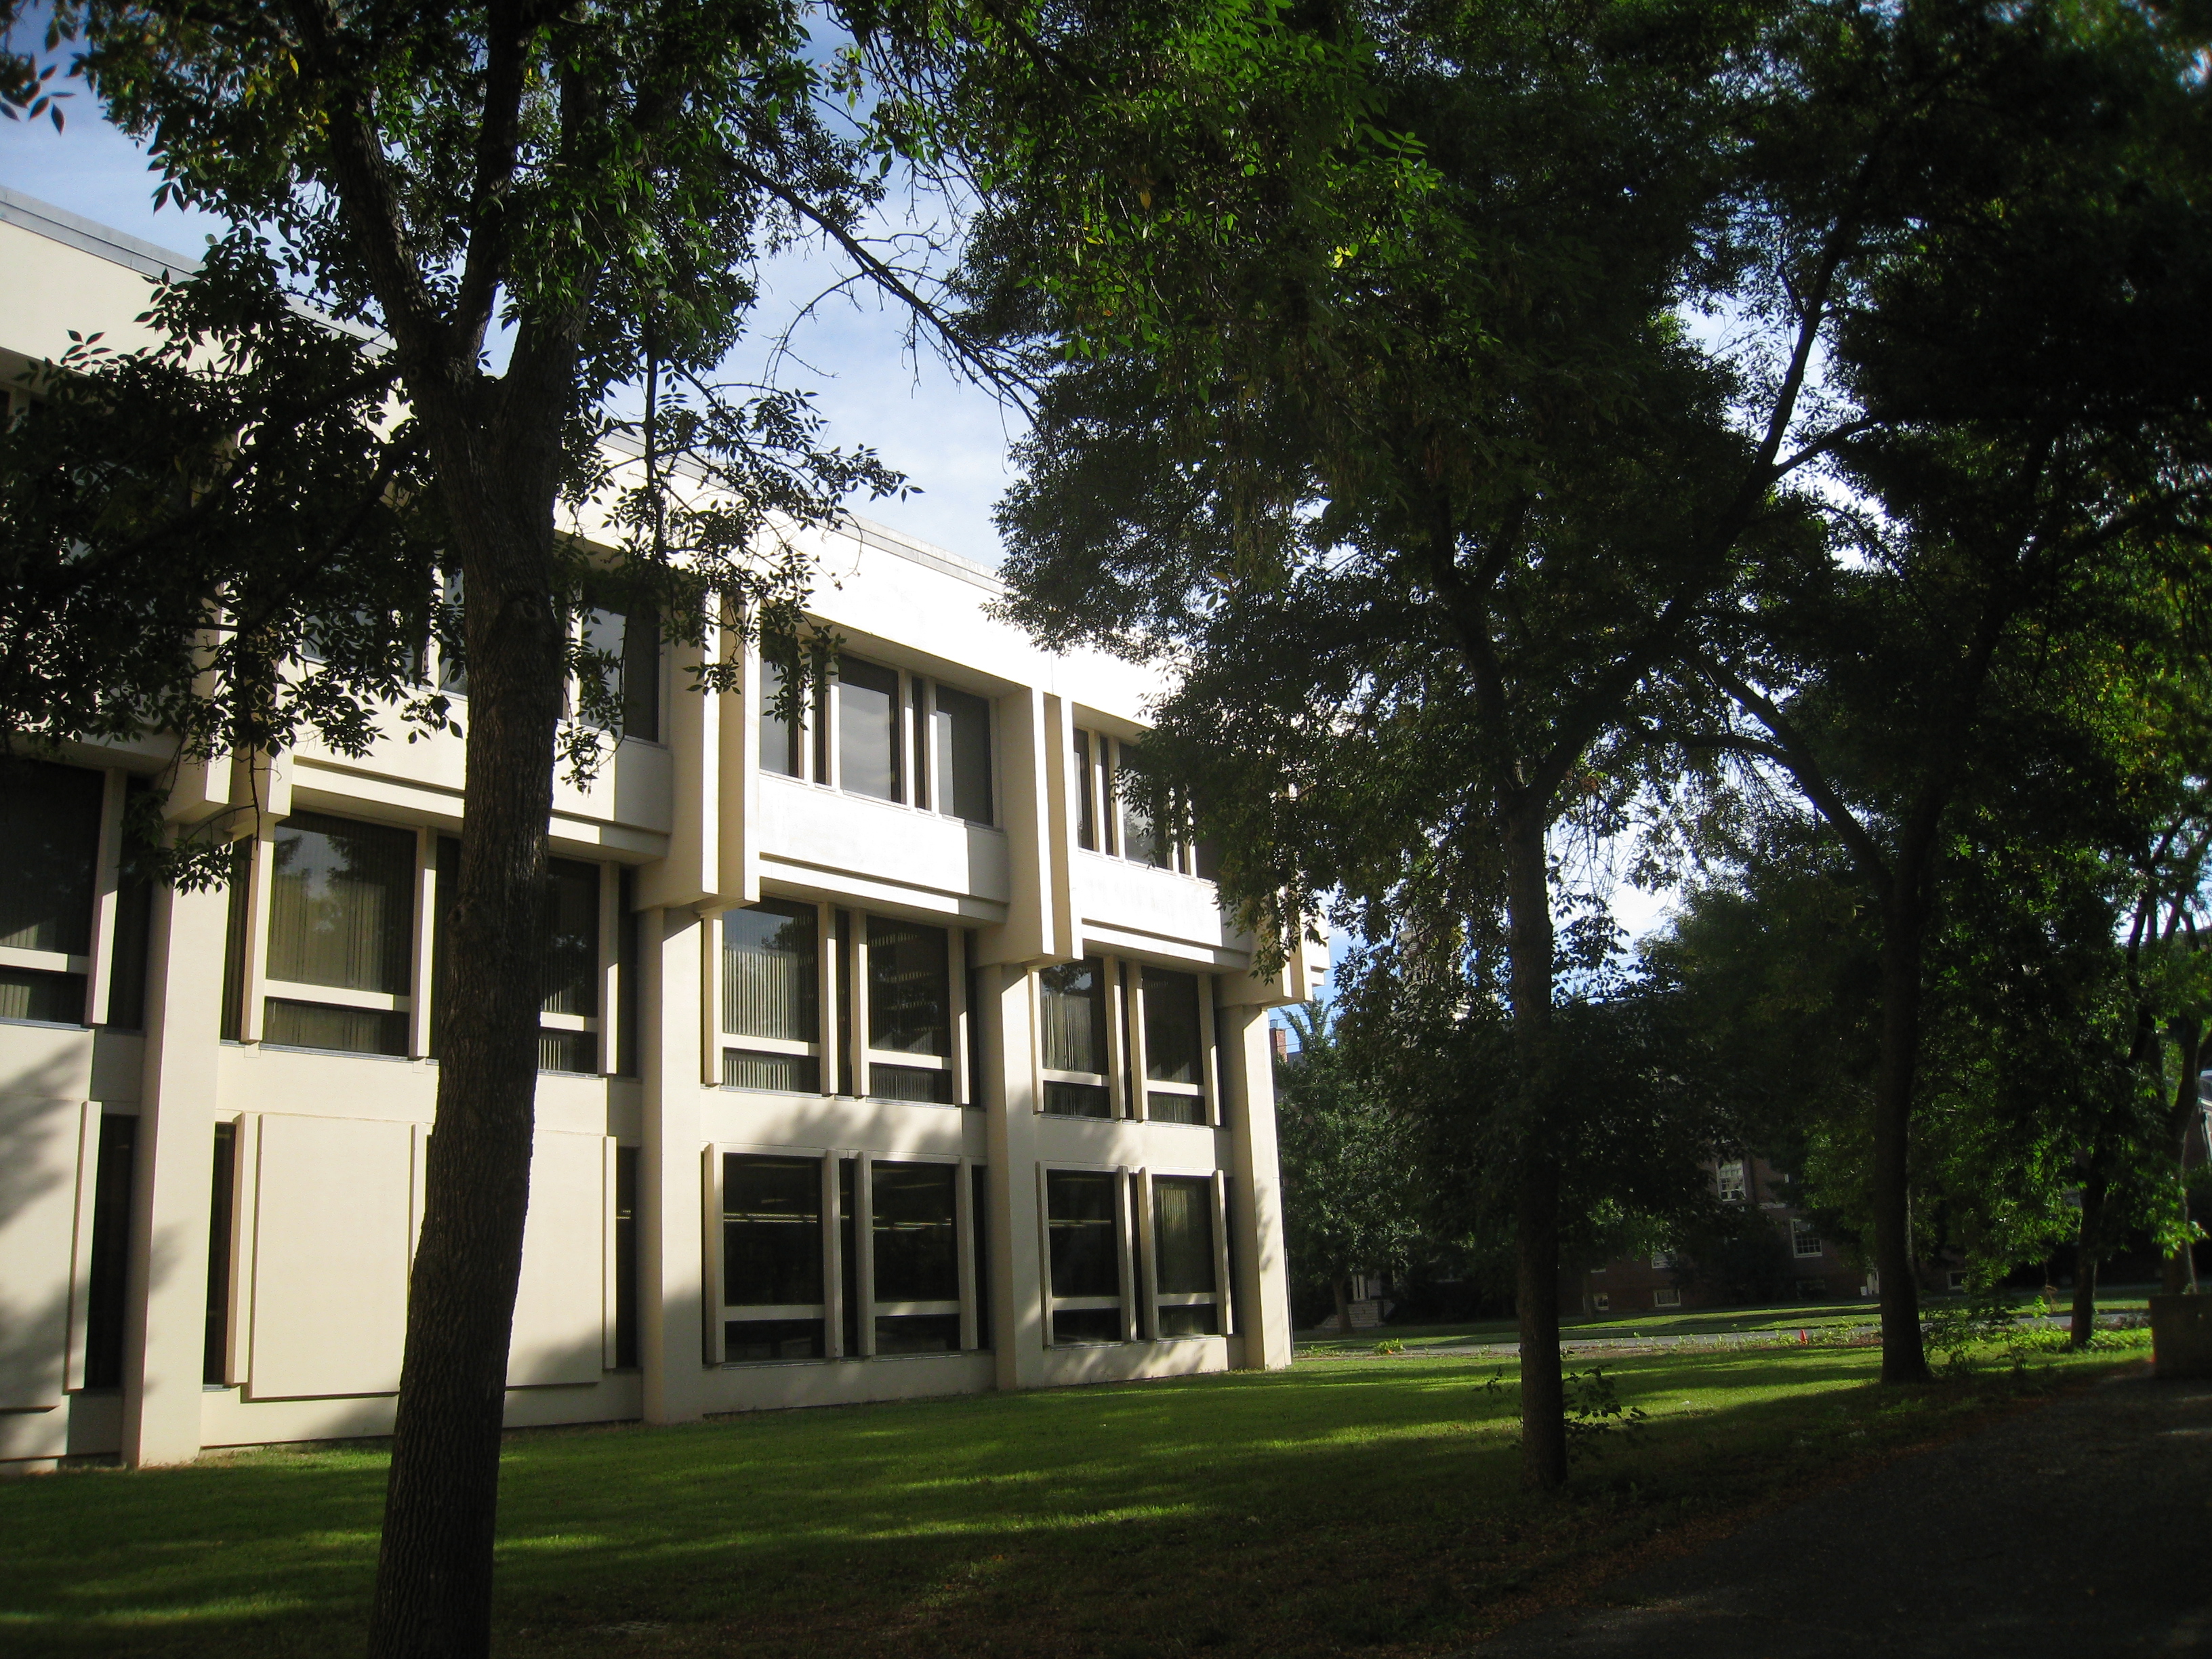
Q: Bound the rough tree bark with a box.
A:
[2070,1176,2108,1347]
[1871,879,1933,1383]
[1504,806,1568,1488]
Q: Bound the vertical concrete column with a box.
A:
[980,962,1049,1389]
[122,879,228,1466]
[1218,1002,1292,1370]
[640,905,711,1425]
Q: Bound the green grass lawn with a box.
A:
[0,1338,2147,1659]
[1297,1287,2163,1353]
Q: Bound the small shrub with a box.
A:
[1563,1365,1649,1463]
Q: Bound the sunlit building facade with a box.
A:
[0,187,1314,1471]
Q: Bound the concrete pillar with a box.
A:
[121,879,227,1466]
[1219,1002,1292,1370]
[980,962,1049,1389]
[640,905,710,1424]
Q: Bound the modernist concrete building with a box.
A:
[0,187,1315,1472]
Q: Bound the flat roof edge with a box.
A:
[0,184,203,281]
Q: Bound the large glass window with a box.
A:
[1046,1169,1124,1344]
[836,657,901,802]
[867,916,952,1103]
[930,685,993,825]
[722,900,821,1092]
[579,598,660,741]
[0,759,102,1024]
[264,812,414,1055]
[872,1161,961,1353]
[1142,968,1208,1124]
[722,1154,825,1360]
[1152,1176,1220,1336]
[1040,958,1111,1118]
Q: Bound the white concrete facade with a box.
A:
[0,190,1315,1470]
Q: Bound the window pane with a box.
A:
[1143,968,1202,1084]
[0,759,102,954]
[1073,729,1096,851]
[267,813,415,994]
[931,685,993,824]
[614,1146,639,1369]
[875,1313,960,1353]
[722,1155,823,1306]
[1147,1091,1208,1124]
[724,1048,821,1092]
[1117,759,1157,865]
[1052,1306,1122,1345]
[1155,1303,1219,1337]
[868,917,948,1055]
[760,655,800,777]
[263,998,408,1056]
[1046,1170,1120,1299]
[869,1063,953,1103]
[1043,1081,1111,1119]
[836,657,901,801]
[871,1161,959,1303]
[623,604,659,741]
[82,1115,136,1390]
[723,902,817,1041]
[1153,1176,1217,1294]
[0,969,83,1024]
[539,1029,596,1073]
[723,1317,824,1361]
[541,859,600,1017]
[1040,958,1105,1076]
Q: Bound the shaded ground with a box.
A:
[0,1342,2149,1658]
[1474,1367,2212,1658]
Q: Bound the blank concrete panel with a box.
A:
[0,1093,85,1416]
[249,1113,413,1400]
[509,1132,609,1387]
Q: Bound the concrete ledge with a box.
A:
[2150,1294,2212,1379]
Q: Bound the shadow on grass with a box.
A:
[0,1347,2108,1659]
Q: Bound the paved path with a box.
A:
[1473,1368,2212,1658]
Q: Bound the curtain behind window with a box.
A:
[724,901,818,1040]
[266,813,414,992]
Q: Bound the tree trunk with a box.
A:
[1503,806,1567,1489]
[1871,879,1932,1383]
[1334,1276,1353,1334]
[2167,1019,2202,1296]
[2070,1176,2106,1347]
[368,445,568,1658]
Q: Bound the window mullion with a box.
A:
[241,832,274,1043]
[1128,968,1149,1122]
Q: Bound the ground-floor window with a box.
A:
[714,1148,987,1363]
[1148,1174,1222,1337]
[1046,1168,1126,1343]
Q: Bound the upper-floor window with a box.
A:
[1140,968,1207,1124]
[757,647,996,826]
[722,899,822,1093]
[579,596,661,742]
[1039,958,1111,1118]
[837,657,902,801]
[1716,1160,1748,1204]
[719,899,968,1105]
[1073,728,1216,878]
[0,758,147,1027]
[264,812,415,1056]
[1035,954,1219,1125]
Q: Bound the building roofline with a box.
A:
[0,184,204,281]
